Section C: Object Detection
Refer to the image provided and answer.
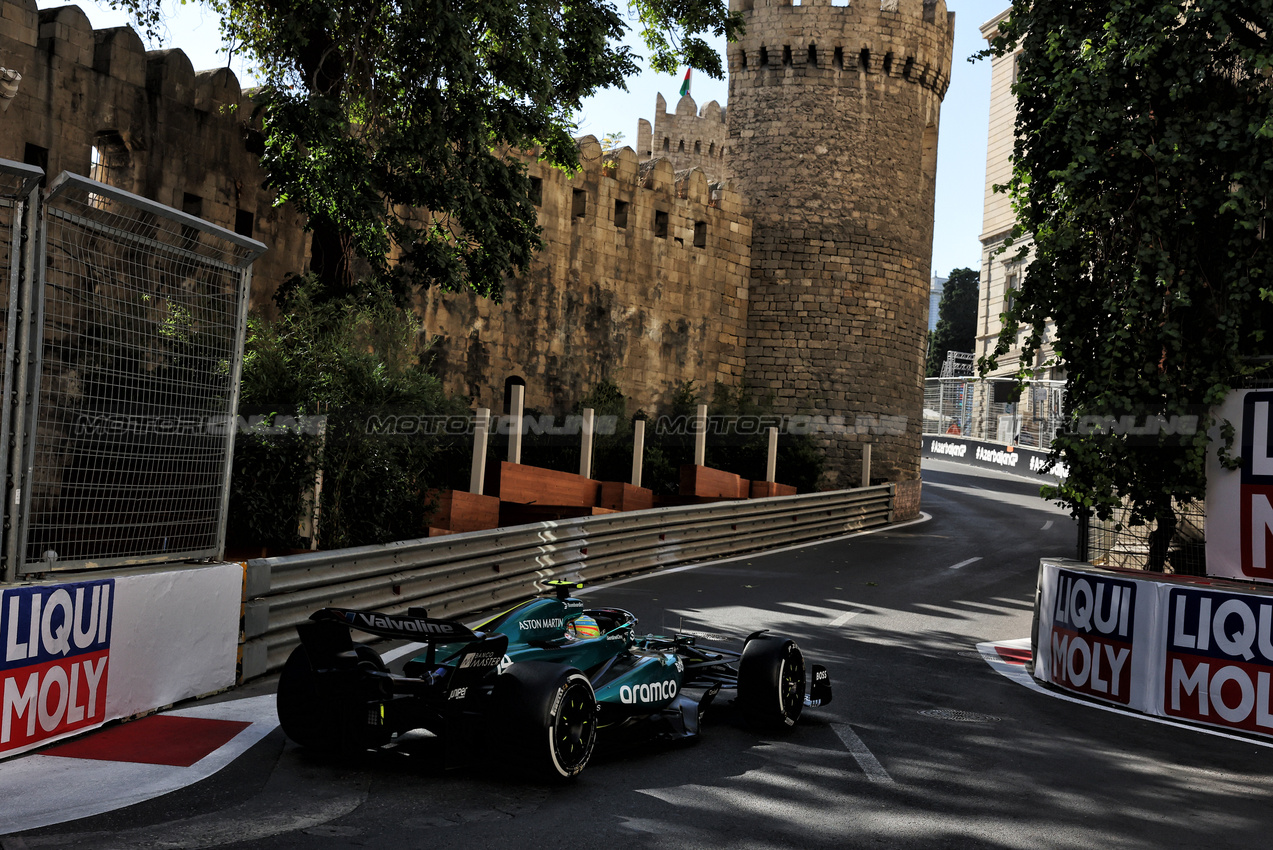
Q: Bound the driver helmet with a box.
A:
[567,613,600,640]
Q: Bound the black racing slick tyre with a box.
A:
[277,643,389,753]
[494,661,598,780]
[737,635,805,732]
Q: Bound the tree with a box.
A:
[116,0,742,301]
[926,267,979,378]
[983,1,1273,569]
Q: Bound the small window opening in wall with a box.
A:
[614,199,629,229]
[808,44,817,67]
[663,137,670,151]
[694,141,701,154]
[234,208,254,237]
[709,142,716,156]
[182,193,203,218]
[572,188,586,218]
[503,376,526,415]
[741,50,748,69]
[834,47,844,70]
[903,56,914,79]
[678,140,685,152]
[782,45,792,67]
[654,210,668,239]
[860,48,870,71]
[529,176,543,205]
[88,131,129,206]
[759,46,769,67]
[693,221,706,248]
[23,143,49,184]
[883,52,894,74]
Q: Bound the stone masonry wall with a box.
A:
[419,140,752,413]
[0,0,751,418]
[0,1,308,309]
[636,93,729,184]
[726,0,954,488]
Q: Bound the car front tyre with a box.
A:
[737,635,806,732]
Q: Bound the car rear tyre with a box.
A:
[495,661,598,780]
[737,635,805,731]
[277,643,388,753]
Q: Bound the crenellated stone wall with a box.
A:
[0,1,309,307]
[636,93,729,184]
[418,140,752,412]
[0,0,752,418]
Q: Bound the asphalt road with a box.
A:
[13,460,1273,849]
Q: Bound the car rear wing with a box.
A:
[310,607,481,643]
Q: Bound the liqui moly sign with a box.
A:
[1163,587,1273,733]
[1,581,113,753]
[1046,569,1137,704]
[1240,391,1273,579]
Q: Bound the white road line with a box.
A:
[1042,520,1054,531]
[948,557,982,570]
[828,609,863,627]
[831,723,895,784]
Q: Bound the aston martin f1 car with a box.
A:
[276,581,832,779]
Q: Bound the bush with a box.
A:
[227,277,471,552]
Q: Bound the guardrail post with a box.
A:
[470,407,490,494]
[508,384,524,464]
[861,442,872,488]
[694,403,707,466]
[766,427,778,482]
[631,418,645,487]
[579,407,595,479]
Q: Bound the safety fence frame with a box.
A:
[0,160,266,578]
[240,484,901,678]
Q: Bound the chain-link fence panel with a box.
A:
[17,173,264,572]
[1084,500,1207,576]
[923,377,1066,450]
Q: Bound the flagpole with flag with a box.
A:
[679,68,692,98]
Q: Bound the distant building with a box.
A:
[977,9,1063,384]
[929,274,947,332]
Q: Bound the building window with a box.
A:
[808,44,817,67]
[783,45,792,67]
[693,221,706,248]
[741,50,748,69]
[694,141,701,154]
[654,210,668,239]
[614,199,629,229]
[760,47,769,67]
[572,188,586,218]
[529,176,543,206]
[860,48,870,71]
[834,47,844,70]
[663,137,670,152]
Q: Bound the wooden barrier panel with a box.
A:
[599,482,655,512]
[487,461,602,507]
[679,465,749,500]
[430,490,501,534]
[750,481,797,498]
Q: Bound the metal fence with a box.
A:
[1,162,265,576]
[924,377,1066,450]
[241,484,900,678]
[1082,500,1207,576]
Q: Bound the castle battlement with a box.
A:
[635,93,729,183]
[726,0,954,97]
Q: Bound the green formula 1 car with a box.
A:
[276,581,832,779]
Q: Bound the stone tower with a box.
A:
[727,0,954,488]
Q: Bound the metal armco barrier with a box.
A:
[240,484,898,679]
